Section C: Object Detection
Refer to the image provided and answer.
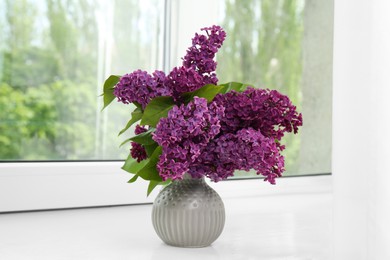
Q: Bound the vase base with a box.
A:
[164,242,212,248]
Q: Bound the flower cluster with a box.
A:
[113,70,169,109]
[182,25,226,85]
[152,97,224,181]
[130,142,147,163]
[165,67,204,98]
[113,26,226,107]
[213,87,303,142]
[130,125,148,162]
[189,128,284,184]
[152,87,302,183]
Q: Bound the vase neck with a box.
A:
[181,173,205,182]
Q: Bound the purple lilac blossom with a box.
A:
[164,67,205,99]
[153,70,171,97]
[114,26,226,107]
[188,128,284,184]
[129,124,148,162]
[134,124,147,135]
[152,97,225,181]
[213,87,303,142]
[182,25,226,85]
[130,142,147,162]
[164,26,227,100]
[114,70,170,109]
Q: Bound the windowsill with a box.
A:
[0,175,332,259]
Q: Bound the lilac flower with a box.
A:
[129,124,148,162]
[114,70,169,109]
[134,124,147,135]
[130,142,147,162]
[189,128,284,184]
[213,87,303,142]
[152,97,225,181]
[113,26,226,108]
[164,66,205,99]
[183,25,226,80]
[153,70,171,97]
[161,26,227,100]
[113,70,154,109]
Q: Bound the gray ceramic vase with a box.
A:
[151,175,225,248]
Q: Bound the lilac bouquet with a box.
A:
[102,25,302,195]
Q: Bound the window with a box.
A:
[0,0,333,212]
[0,0,164,160]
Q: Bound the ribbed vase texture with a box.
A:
[152,177,225,248]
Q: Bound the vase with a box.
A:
[151,174,225,248]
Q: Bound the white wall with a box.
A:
[333,1,390,259]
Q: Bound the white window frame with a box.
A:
[0,162,331,212]
[0,162,154,212]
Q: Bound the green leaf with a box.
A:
[128,174,139,183]
[137,146,163,181]
[122,155,149,174]
[147,180,160,196]
[102,75,120,110]
[118,107,143,136]
[144,142,159,157]
[130,128,156,145]
[182,84,224,103]
[122,154,136,172]
[219,82,250,94]
[141,96,175,127]
[133,102,142,110]
[147,179,172,196]
[119,137,132,148]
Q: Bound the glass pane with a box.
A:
[170,0,333,176]
[0,0,164,160]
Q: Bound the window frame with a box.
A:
[0,162,331,213]
[0,162,154,212]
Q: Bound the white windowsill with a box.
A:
[0,175,332,259]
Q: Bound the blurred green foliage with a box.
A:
[217,0,304,175]
[0,0,98,160]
